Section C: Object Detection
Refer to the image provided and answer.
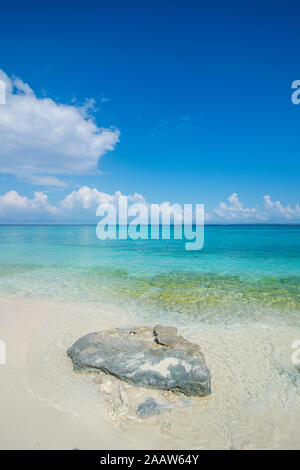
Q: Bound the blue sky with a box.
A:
[0,0,299,223]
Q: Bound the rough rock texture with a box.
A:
[67,325,211,396]
[136,397,169,419]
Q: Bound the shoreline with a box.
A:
[0,296,140,450]
[0,295,299,450]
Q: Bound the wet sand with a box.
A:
[0,295,299,450]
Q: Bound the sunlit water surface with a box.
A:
[1,225,299,449]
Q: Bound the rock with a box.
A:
[154,325,178,348]
[67,325,211,396]
[154,324,199,351]
[136,397,168,419]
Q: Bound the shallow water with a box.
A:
[0,225,299,448]
[23,300,300,449]
[0,225,299,322]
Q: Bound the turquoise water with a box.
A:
[0,225,299,324]
[2,225,298,450]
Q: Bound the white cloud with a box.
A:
[213,193,257,221]
[60,186,146,211]
[60,188,198,224]
[262,195,300,220]
[0,190,59,222]
[24,175,68,188]
[211,193,300,222]
[0,188,299,223]
[59,186,147,222]
[0,70,120,185]
[61,186,118,211]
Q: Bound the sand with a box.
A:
[0,295,299,450]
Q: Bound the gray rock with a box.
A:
[154,324,199,351]
[67,325,211,396]
[136,397,168,419]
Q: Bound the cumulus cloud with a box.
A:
[0,190,59,222]
[60,186,146,211]
[60,188,197,224]
[213,193,258,221]
[0,70,120,185]
[262,195,300,220]
[212,193,300,222]
[0,188,299,223]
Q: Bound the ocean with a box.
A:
[1,224,300,449]
[0,224,299,326]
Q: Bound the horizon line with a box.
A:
[0,223,299,227]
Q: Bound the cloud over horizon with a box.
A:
[0,190,59,223]
[213,193,300,222]
[0,187,298,224]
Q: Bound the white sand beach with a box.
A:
[0,295,299,450]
